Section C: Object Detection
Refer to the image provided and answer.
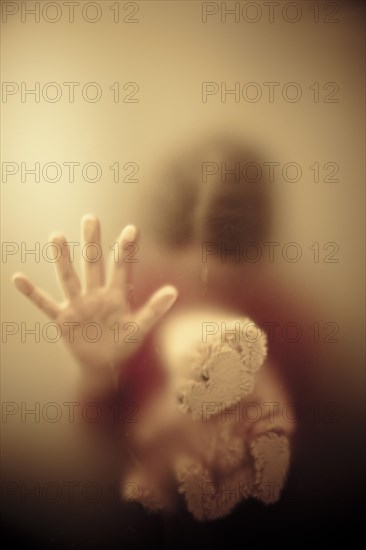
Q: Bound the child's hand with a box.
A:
[13,215,178,384]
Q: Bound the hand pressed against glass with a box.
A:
[13,215,178,390]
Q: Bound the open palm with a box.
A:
[13,215,178,379]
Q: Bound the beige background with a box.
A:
[1,0,365,544]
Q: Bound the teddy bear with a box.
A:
[122,310,294,521]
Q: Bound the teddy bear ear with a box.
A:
[225,317,268,373]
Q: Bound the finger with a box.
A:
[82,215,105,291]
[12,273,61,319]
[51,234,81,299]
[109,224,139,305]
[135,285,178,335]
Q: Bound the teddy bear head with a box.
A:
[173,318,267,420]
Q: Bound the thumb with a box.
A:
[135,285,178,335]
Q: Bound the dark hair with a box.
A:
[149,136,272,250]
